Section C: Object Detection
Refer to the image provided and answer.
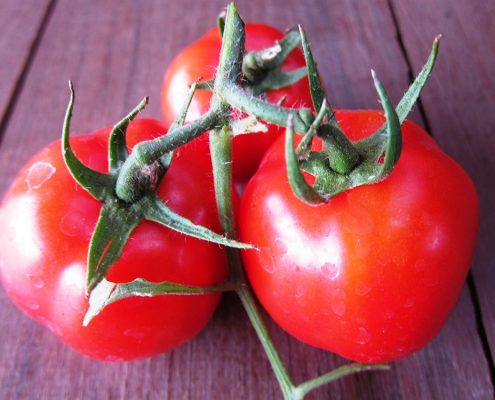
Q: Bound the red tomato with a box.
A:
[239,110,479,363]
[0,119,227,361]
[161,23,312,186]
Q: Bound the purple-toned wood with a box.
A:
[0,0,492,398]
[0,0,53,128]
[391,0,495,371]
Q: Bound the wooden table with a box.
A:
[1,0,493,398]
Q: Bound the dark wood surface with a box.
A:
[0,0,493,398]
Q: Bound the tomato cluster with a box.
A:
[0,21,479,368]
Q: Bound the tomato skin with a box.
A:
[0,119,227,361]
[240,110,479,363]
[161,23,313,186]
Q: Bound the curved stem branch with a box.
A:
[293,363,390,399]
[115,108,222,202]
[220,81,312,133]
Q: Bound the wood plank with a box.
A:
[391,0,495,373]
[0,0,492,398]
[0,0,53,128]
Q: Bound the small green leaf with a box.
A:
[142,195,256,249]
[109,96,148,174]
[84,278,238,326]
[62,81,116,201]
[285,114,325,205]
[86,204,141,292]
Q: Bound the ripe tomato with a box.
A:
[161,23,312,186]
[0,119,228,361]
[239,110,479,363]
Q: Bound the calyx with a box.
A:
[285,33,440,204]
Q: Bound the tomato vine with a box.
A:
[0,2,476,400]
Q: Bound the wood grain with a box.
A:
[0,0,53,130]
[391,0,495,372]
[0,0,493,398]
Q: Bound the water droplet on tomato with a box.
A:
[321,262,339,280]
[404,297,415,308]
[60,212,85,237]
[123,328,148,341]
[356,327,371,345]
[331,300,346,317]
[25,162,56,192]
[261,261,275,274]
[26,273,45,289]
[276,238,289,255]
[355,282,371,296]
[27,302,40,311]
[294,284,305,299]
[383,310,396,320]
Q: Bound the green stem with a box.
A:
[237,288,295,399]
[209,123,296,400]
[220,81,313,133]
[209,6,296,398]
[115,108,222,202]
[293,363,390,399]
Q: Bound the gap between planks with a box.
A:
[387,0,495,391]
[0,0,58,146]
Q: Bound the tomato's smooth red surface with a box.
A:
[161,23,313,186]
[0,119,228,361]
[240,110,479,363]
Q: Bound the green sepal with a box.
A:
[84,278,239,326]
[62,81,115,201]
[285,114,326,204]
[296,100,330,158]
[396,35,440,124]
[109,97,148,175]
[86,190,254,293]
[357,35,440,149]
[301,72,401,199]
[160,81,199,169]
[299,26,360,175]
[298,25,336,124]
[371,70,401,177]
[86,202,141,292]
[142,195,255,250]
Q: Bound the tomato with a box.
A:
[161,23,312,186]
[239,110,479,363]
[0,119,228,361]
